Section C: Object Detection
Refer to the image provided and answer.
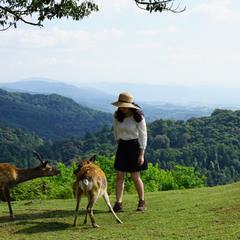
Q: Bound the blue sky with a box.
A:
[0,0,240,88]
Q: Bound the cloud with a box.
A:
[94,0,136,12]
[136,26,178,36]
[191,0,240,22]
[0,27,123,50]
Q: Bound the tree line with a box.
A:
[38,109,240,186]
[1,109,240,186]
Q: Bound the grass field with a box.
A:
[0,182,240,240]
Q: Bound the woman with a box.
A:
[112,92,148,212]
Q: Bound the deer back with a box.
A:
[0,160,59,187]
[0,163,18,188]
[74,160,107,195]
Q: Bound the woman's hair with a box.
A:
[115,108,144,123]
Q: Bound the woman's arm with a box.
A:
[137,118,147,166]
[137,118,147,149]
[138,148,145,166]
[113,116,120,143]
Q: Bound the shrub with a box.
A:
[171,165,206,189]
[11,156,206,200]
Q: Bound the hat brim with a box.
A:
[112,101,140,109]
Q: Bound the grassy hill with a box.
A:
[0,182,239,239]
[0,89,112,140]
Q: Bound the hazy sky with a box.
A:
[1,0,240,87]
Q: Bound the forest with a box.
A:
[0,89,112,140]
[1,108,240,187]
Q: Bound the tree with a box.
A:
[0,0,99,31]
[0,0,185,31]
[153,134,170,148]
[135,0,186,13]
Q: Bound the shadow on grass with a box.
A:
[15,221,71,234]
[0,209,107,223]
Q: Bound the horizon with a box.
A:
[1,78,240,109]
[2,77,240,90]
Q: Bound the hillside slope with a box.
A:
[0,182,239,239]
[0,79,213,121]
[0,89,112,140]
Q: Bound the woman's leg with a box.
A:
[131,172,146,211]
[116,171,125,203]
[130,172,144,201]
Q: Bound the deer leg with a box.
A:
[73,188,82,226]
[87,193,99,228]
[102,191,123,224]
[83,210,88,225]
[83,195,90,225]
[0,189,6,202]
[3,186,14,220]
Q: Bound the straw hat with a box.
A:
[112,92,140,109]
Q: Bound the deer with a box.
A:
[73,155,123,228]
[0,151,60,220]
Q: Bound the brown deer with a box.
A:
[0,151,60,219]
[73,155,122,228]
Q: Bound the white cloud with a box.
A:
[134,42,163,50]
[136,26,178,36]
[0,27,123,50]
[192,0,240,22]
[94,0,136,12]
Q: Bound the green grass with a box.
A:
[1,183,240,240]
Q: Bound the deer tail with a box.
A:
[79,176,93,192]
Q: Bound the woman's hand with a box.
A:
[138,149,145,166]
[138,155,144,166]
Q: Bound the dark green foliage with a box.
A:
[45,109,240,186]
[0,89,112,140]
[146,109,240,185]
[0,0,98,31]
[2,105,240,187]
[37,125,116,164]
[0,124,43,167]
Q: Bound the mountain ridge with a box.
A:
[0,88,112,140]
[0,79,214,121]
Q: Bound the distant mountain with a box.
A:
[0,79,214,121]
[0,78,115,113]
[78,82,240,108]
[142,102,212,121]
[0,89,112,140]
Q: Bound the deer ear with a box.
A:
[89,155,96,162]
[41,161,48,168]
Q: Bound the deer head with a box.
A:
[33,151,60,176]
[73,155,96,175]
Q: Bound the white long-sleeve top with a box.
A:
[113,116,147,150]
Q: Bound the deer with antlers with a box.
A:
[0,151,59,219]
[73,155,122,228]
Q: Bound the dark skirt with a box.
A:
[114,139,148,172]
